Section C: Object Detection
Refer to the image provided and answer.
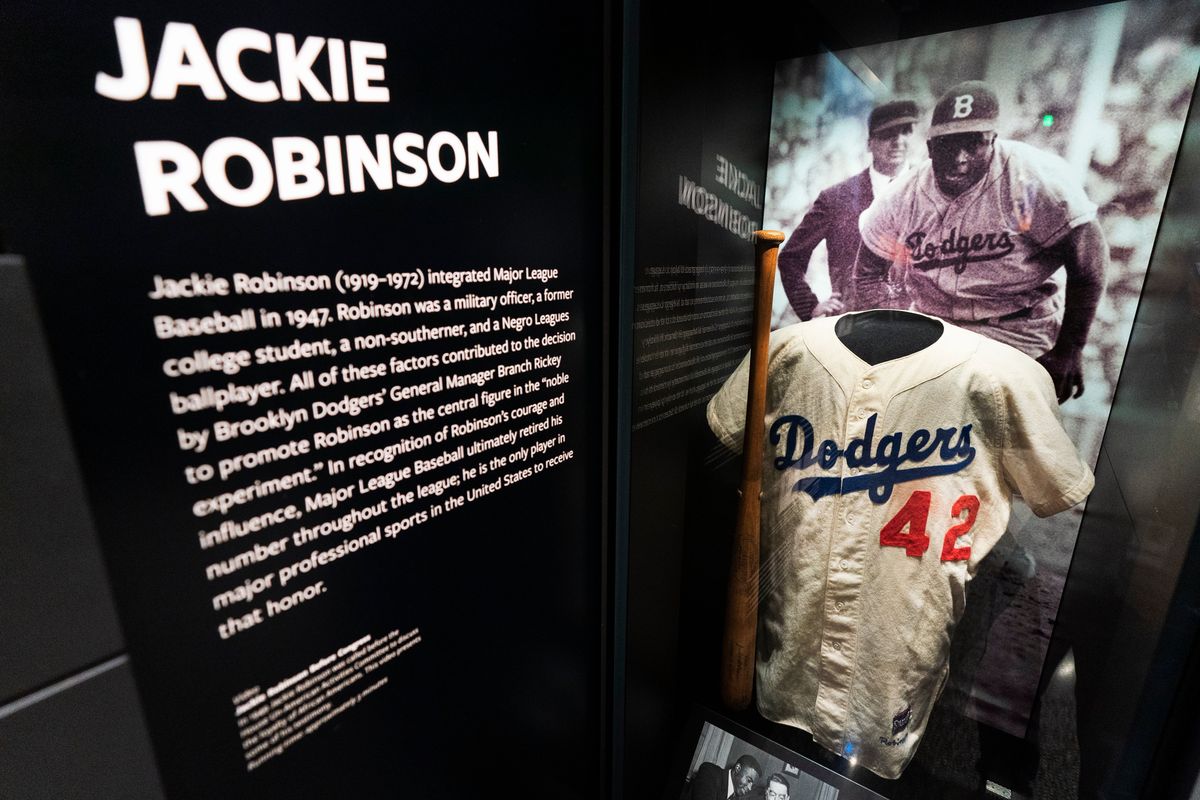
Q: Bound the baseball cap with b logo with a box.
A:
[928,80,1000,138]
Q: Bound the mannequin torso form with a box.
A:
[833,310,943,364]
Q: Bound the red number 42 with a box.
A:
[878,491,980,561]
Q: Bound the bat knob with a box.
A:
[755,230,785,243]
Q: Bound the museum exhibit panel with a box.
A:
[0,3,609,798]
[3,0,1200,798]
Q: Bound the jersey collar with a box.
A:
[802,312,979,398]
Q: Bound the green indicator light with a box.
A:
[1042,114,1054,127]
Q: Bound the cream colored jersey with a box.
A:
[706,314,1093,779]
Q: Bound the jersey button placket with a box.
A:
[840,376,881,751]
[814,376,872,744]
[836,375,878,744]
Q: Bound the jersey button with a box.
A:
[861,379,872,388]
[832,641,841,650]
[839,560,849,570]
[835,602,844,611]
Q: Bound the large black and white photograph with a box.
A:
[763,1,1199,738]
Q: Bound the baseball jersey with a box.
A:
[858,140,1097,356]
[706,314,1093,779]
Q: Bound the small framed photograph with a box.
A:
[670,708,886,800]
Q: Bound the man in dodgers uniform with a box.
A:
[854,81,1108,403]
[706,312,1093,779]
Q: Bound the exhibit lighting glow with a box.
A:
[1055,653,1077,680]
[1042,114,1055,127]
[849,756,858,766]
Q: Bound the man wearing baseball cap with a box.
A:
[854,80,1108,402]
[777,98,919,321]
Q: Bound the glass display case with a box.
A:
[620,1,1200,798]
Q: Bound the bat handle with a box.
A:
[721,230,783,711]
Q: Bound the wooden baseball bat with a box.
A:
[721,229,783,711]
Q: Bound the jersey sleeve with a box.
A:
[706,349,753,452]
[996,353,1094,516]
[1006,141,1098,250]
